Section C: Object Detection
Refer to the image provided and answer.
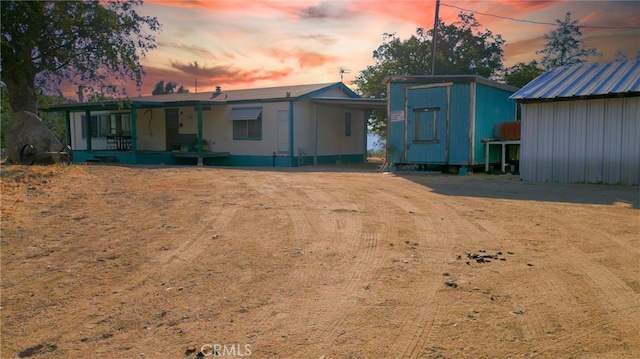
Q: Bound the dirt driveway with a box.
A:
[1,163,638,358]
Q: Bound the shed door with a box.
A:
[406,86,448,163]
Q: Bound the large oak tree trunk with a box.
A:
[3,64,38,114]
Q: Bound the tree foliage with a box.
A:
[152,80,190,95]
[354,13,505,137]
[1,0,160,113]
[537,12,601,70]
[504,61,544,88]
[614,50,640,61]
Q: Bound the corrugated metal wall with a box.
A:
[521,97,639,185]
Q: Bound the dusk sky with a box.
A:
[131,0,640,96]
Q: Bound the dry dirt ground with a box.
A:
[1,162,638,359]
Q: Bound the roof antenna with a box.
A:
[339,68,351,82]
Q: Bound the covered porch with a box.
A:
[42,99,226,166]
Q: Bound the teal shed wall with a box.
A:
[474,83,518,165]
[447,83,472,164]
[386,77,516,166]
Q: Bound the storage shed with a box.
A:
[384,75,518,170]
[510,61,640,185]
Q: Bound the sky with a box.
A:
[129,0,640,96]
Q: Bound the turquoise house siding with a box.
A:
[385,75,518,167]
[70,150,364,167]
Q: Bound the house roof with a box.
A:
[42,82,361,112]
[383,74,519,93]
[510,60,640,101]
[133,82,359,104]
[312,97,387,111]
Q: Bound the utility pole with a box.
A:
[431,0,440,75]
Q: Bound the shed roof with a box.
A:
[383,74,519,93]
[43,82,360,111]
[510,60,640,101]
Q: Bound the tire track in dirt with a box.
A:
[290,196,364,353]
[109,176,256,294]
[487,202,640,358]
[511,254,640,357]
[285,178,401,357]
[238,174,372,352]
[374,184,457,358]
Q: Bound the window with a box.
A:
[82,113,131,138]
[413,107,440,143]
[109,114,131,135]
[81,114,107,138]
[233,116,262,140]
[345,113,352,137]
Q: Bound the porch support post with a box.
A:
[197,103,203,166]
[65,111,71,148]
[131,104,138,153]
[85,109,92,151]
[363,110,368,162]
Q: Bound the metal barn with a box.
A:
[384,75,518,170]
[510,61,640,185]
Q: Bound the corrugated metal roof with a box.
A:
[510,60,640,101]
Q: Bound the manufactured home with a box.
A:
[45,82,385,166]
[510,61,640,185]
[384,75,518,171]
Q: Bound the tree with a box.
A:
[614,50,640,61]
[504,61,544,88]
[354,12,505,137]
[1,0,160,113]
[152,80,190,95]
[537,12,601,70]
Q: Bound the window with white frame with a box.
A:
[413,107,440,143]
[230,106,263,141]
[81,113,131,138]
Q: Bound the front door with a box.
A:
[277,110,289,154]
[406,86,448,163]
[165,109,179,151]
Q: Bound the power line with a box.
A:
[440,3,640,30]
